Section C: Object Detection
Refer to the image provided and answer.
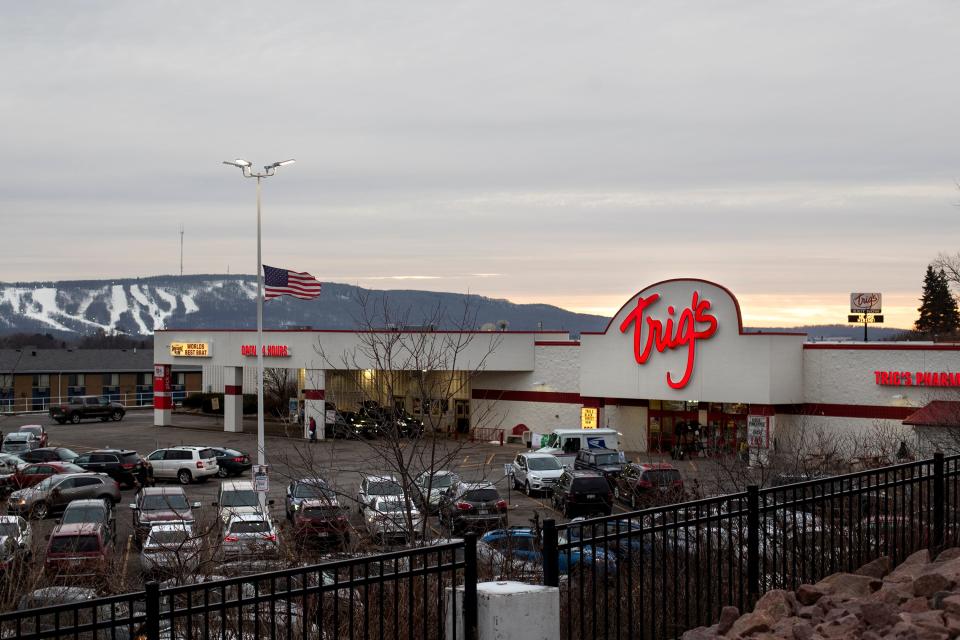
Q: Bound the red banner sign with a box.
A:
[875,371,960,387]
[619,291,719,389]
[240,344,291,357]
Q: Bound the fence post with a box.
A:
[746,485,760,605]
[463,533,478,640]
[933,452,945,553]
[543,518,560,588]
[144,581,160,640]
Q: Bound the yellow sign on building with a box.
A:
[169,342,211,357]
[581,407,598,429]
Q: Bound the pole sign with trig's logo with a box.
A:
[850,293,882,314]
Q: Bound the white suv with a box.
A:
[511,452,565,496]
[145,447,219,485]
[214,480,272,524]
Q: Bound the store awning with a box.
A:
[903,401,960,428]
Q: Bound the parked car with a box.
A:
[285,478,336,519]
[0,453,24,492]
[292,499,351,545]
[511,452,565,496]
[145,446,219,485]
[72,449,153,488]
[213,480,272,524]
[203,446,252,478]
[0,533,30,573]
[352,402,424,438]
[363,496,422,542]
[59,499,117,540]
[413,470,460,514]
[565,517,650,562]
[130,486,200,544]
[140,521,203,576]
[8,472,120,519]
[44,522,115,578]
[49,396,125,424]
[2,432,40,454]
[10,461,88,490]
[573,448,625,482]
[19,447,80,464]
[551,470,613,517]
[438,482,507,534]
[18,425,48,448]
[0,515,33,555]
[612,463,684,509]
[478,528,616,579]
[356,474,404,512]
[324,402,358,439]
[218,513,279,560]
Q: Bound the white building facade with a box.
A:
[152,279,960,452]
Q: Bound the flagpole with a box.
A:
[222,158,295,512]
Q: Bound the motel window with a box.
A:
[32,375,49,390]
[102,373,119,387]
[413,398,423,416]
[68,374,85,387]
[173,372,185,386]
[138,373,153,386]
[0,374,10,390]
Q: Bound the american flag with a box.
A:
[263,265,322,300]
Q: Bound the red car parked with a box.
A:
[11,462,87,490]
[291,499,351,545]
[44,522,114,579]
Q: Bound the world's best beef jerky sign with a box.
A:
[619,290,719,389]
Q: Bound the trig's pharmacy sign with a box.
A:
[169,342,211,357]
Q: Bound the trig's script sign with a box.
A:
[850,293,882,314]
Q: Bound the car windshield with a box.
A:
[22,427,41,436]
[49,535,99,554]
[293,483,334,499]
[527,457,562,471]
[57,449,79,460]
[643,470,681,485]
[141,494,189,510]
[462,489,499,502]
[593,453,620,466]
[6,435,28,443]
[221,490,258,508]
[419,474,455,488]
[56,463,86,474]
[32,477,59,491]
[149,530,190,545]
[0,523,19,538]
[230,520,269,534]
[62,506,107,524]
[572,478,610,492]
[375,499,406,512]
[368,480,402,495]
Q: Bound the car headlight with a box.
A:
[293,504,300,511]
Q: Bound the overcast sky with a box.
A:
[2,2,957,329]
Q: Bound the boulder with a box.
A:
[796,585,825,606]
[754,590,795,622]
[683,628,721,640]
[940,594,960,616]
[814,613,862,639]
[858,601,900,631]
[901,596,932,613]
[729,612,775,638]
[855,556,892,579]
[923,557,960,584]
[717,606,740,635]
[887,549,932,582]
[935,548,960,563]
[914,573,954,598]
[815,573,881,599]
[789,620,813,640]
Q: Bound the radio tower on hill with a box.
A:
[179,223,184,277]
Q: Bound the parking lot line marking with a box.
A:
[122,534,133,576]
[484,454,494,465]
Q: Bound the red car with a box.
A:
[291,499,351,545]
[44,522,114,579]
[11,462,86,490]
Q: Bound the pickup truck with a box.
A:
[49,396,125,424]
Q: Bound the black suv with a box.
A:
[72,450,153,488]
[551,470,613,518]
[438,482,507,534]
[573,448,625,483]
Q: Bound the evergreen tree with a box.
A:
[916,265,960,336]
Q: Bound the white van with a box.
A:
[534,428,621,468]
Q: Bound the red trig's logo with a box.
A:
[618,291,719,389]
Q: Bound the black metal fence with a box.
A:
[5,453,960,640]
[543,452,960,640]
[2,538,475,640]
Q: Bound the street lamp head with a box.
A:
[265,159,296,170]
[223,159,252,168]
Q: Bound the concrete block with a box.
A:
[447,581,560,640]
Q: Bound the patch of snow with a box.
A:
[19,287,73,332]
[181,292,199,314]
[109,285,148,333]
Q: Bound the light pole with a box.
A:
[222,158,296,498]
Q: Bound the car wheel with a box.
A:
[177,469,192,485]
[525,481,532,497]
[217,466,229,478]
[30,501,49,520]
[111,410,123,421]
[70,413,81,424]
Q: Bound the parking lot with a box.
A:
[0,409,705,590]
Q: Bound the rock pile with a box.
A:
[682,548,960,639]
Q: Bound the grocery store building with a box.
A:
[152,279,960,454]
